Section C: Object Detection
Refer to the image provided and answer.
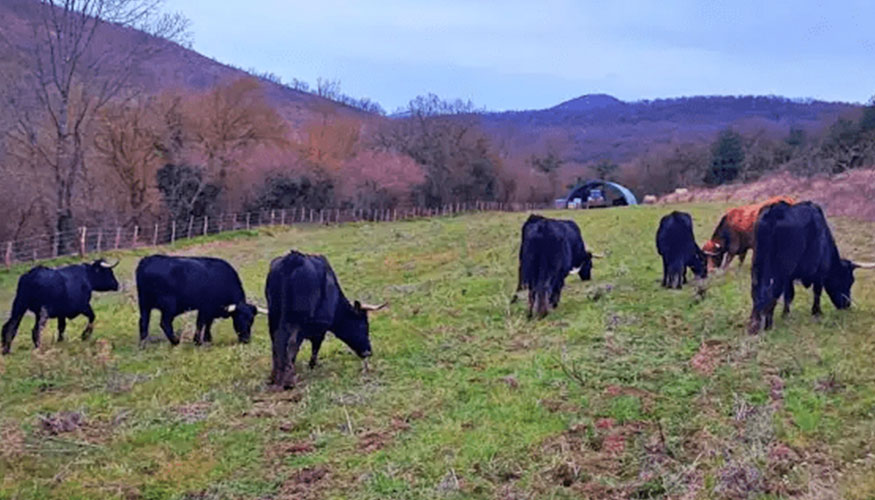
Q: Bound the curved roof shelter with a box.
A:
[559,180,638,208]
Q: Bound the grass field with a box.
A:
[1,204,875,500]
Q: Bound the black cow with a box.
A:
[748,201,875,334]
[513,214,598,319]
[136,255,265,347]
[2,259,120,354]
[265,250,385,389]
[656,211,707,289]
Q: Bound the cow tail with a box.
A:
[2,291,28,352]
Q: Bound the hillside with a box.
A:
[0,0,373,128]
[1,207,875,498]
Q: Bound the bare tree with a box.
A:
[4,0,190,253]
[93,96,165,226]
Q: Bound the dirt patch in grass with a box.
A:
[267,440,316,463]
[0,421,25,459]
[39,411,85,435]
[278,466,331,500]
[175,402,212,423]
[690,340,727,376]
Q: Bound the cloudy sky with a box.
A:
[173,0,875,112]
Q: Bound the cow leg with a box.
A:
[31,308,48,349]
[511,264,523,304]
[661,257,668,287]
[526,290,536,320]
[203,320,214,344]
[812,283,823,316]
[721,253,733,270]
[279,325,301,389]
[738,251,747,267]
[57,317,67,342]
[159,312,180,346]
[763,301,777,331]
[81,305,95,340]
[309,332,326,370]
[138,309,151,348]
[783,283,795,317]
[193,313,206,346]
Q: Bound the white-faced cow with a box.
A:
[748,201,875,334]
[265,250,386,389]
[2,259,120,354]
[513,214,599,319]
[656,211,707,289]
[135,255,266,347]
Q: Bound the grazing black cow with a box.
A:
[748,201,875,334]
[2,259,120,354]
[265,250,386,389]
[513,214,598,319]
[136,255,265,347]
[656,211,707,289]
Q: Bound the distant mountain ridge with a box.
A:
[480,94,857,164]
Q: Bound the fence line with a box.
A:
[2,201,549,269]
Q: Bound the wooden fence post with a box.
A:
[218,214,225,233]
[5,242,12,269]
[153,223,159,246]
[96,230,103,253]
[187,216,194,239]
[114,227,122,250]
[78,227,87,258]
[171,220,177,244]
[203,216,209,236]
[133,225,139,248]
[319,209,324,225]
[246,213,251,230]
[271,210,276,226]
[281,209,286,226]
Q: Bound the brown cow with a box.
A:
[702,195,796,271]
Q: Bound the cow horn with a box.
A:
[569,267,581,275]
[225,304,237,313]
[256,306,269,314]
[702,250,721,256]
[359,302,388,312]
[854,262,875,269]
[590,252,605,259]
[100,259,119,268]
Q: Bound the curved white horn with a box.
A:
[702,250,721,256]
[225,304,237,313]
[359,302,388,312]
[569,267,581,275]
[256,306,269,314]
[854,262,875,269]
[100,259,120,268]
[591,252,605,259]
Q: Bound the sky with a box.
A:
[173,0,875,112]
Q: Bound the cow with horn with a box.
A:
[748,201,875,334]
[513,214,602,319]
[135,255,266,347]
[265,250,387,389]
[2,259,120,354]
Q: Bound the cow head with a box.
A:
[825,259,875,309]
[701,240,723,271]
[88,259,120,292]
[688,248,708,279]
[225,303,259,343]
[824,259,858,309]
[334,301,387,360]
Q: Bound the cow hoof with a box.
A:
[81,329,93,341]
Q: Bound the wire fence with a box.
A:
[2,201,550,269]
